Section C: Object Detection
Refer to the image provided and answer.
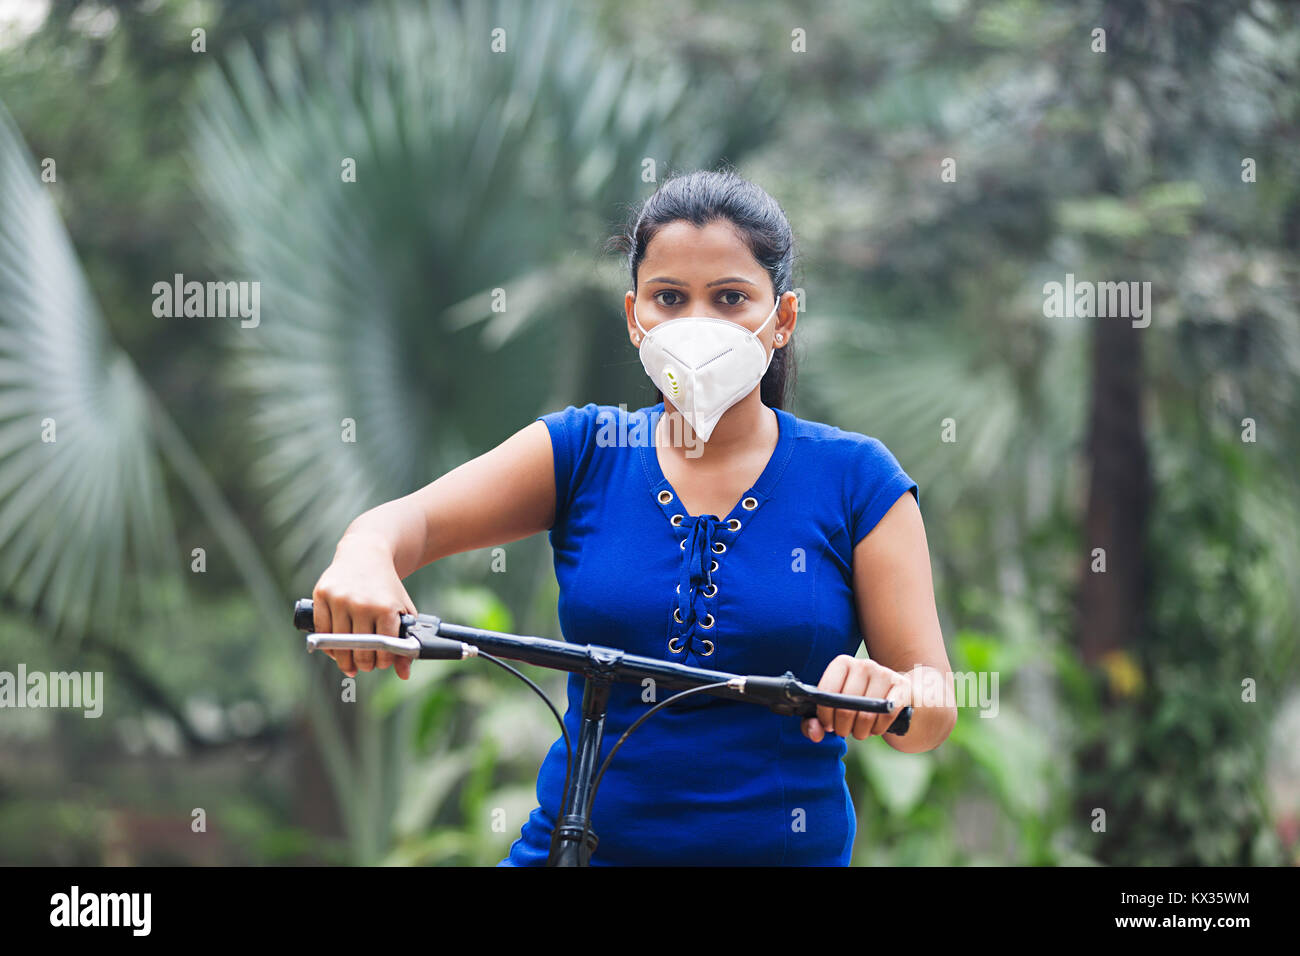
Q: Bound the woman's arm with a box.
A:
[338,418,557,577]
[849,491,956,753]
[312,419,556,677]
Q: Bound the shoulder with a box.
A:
[536,402,657,447]
[782,410,918,545]
[785,411,906,476]
[537,401,608,428]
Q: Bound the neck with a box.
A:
[658,390,775,461]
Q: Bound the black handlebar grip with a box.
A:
[294,598,315,631]
[885,705,913,736]
[809,684,913,737]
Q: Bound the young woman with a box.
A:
[309,169,955,866]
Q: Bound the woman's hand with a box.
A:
[311,532,418,680]
[802,654,913,742]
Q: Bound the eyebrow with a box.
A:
[645,276,758,287]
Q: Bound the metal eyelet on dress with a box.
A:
[673,608,683,623]
[699,639,715,655]
[727,518,741,531]
[712,541,726,554]
[742,496,758,510]
[675,584,680,593]
[699,613,715,629]
[668,636,684,653]
[671,514,684,526]
[710,560,718,573]
[658,490,673,504]
[680,539,687,550]
[704,583,717,597]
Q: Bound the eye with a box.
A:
[651,289,748,308]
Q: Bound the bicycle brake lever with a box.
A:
[306,633,422,656]
[293,599,468,660]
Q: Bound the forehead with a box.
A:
[639,220,762,279]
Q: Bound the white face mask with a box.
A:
[632,295,779,442]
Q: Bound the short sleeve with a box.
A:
[849,436,919,548]
[535,403,603,532]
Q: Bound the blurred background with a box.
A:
[0,0,1296,866]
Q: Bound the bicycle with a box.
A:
[292,598,913,866]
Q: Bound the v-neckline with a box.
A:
[638,401,795,525]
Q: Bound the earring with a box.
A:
[775,333,784,342]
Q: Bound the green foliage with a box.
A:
[0,99,180,644]
[1070,426,1290,865]
[0,0,1296,867]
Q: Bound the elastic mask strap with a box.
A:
[755,297,779,336]
[757,297,779,369]
[632,302,650,338]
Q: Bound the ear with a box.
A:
[774,291,797,346]
[625,289,641,346]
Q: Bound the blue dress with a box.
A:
[498,401,918,866]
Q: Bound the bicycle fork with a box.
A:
[547,656,620,866]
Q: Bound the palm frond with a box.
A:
[189,0,741,582]
[0,98,177,644]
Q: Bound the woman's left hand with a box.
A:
[802,655,913,742]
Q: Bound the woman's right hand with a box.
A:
[311,533,418,680]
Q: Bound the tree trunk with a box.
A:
[1076,312,1152,666]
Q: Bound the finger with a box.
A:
[394,596,417,679]
[835,662,871,738]
[353,613,379,671]
[311,593,333,636]
[858,671,897,738]
[334,648,356,677]
[879,681,912,737]
[876,676,911,737]
[879,693,904,736]
[334,607,357,677]
[311,592,335,665]
[373,604,402,672]
[802,716,826,742]
[378,604,404,637]
[351,607,379,672]
[816,655,852,733]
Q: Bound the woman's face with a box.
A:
[624,219,795,350]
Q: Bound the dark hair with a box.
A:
[607,166,798,410]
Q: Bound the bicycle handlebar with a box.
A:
[293,598,911,735]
